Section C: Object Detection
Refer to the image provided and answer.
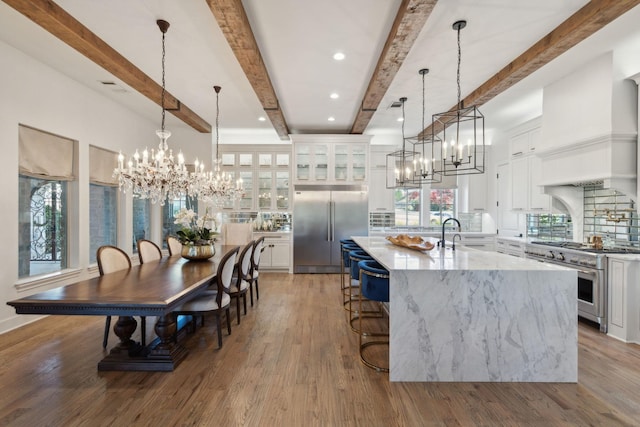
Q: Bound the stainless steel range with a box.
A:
[524,241,640,333]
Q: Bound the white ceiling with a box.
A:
[1,0,640,144]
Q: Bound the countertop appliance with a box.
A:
[525,241,640,333]
[293,185,368,273]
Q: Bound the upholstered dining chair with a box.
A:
[137,239,162,264]
[229,240,254,325]
[173,246,239,349]
[166,236,182,256]
[96,245,132,349]
[247,236,265,306]
[221,222,253,246]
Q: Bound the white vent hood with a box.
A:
[537,52,637,197]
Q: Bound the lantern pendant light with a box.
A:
[432,20,485,176]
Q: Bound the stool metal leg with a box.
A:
[358,268,389,373]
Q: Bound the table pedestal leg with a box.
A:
[98,314,188,372]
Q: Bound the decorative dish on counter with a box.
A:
[386,234,435,252]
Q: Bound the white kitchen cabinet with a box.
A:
[607,256,640,344]
[509,126,551,213]
[497,163,521,234]
[291,135,372,185]
[458,234,495,251]
[218,147,292,212]
[253,232,291,271]
[461,172,488,212]
[495,237,525,257]
[294,142,367,184]
[368,145,396,212]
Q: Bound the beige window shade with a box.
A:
[19,124,75,180]
[90,145,118,186]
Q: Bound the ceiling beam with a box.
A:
[2,0,212,133]
[207,0,290,140]
[420,0,640,138]
[350,0,438,134]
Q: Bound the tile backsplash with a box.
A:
[583,186,638,248]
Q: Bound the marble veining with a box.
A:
[352,236,577,382]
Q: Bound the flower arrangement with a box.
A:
[173,208,218,245]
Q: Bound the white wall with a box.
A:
[0,40,211,333]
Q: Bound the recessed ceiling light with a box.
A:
[328,117,336,122]
[258,116,266,122]
[333,52,345,61]
[397,117,404,122]
[330,93,339,99]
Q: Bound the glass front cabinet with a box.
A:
[219,147,291,212]
[292,136,370,184]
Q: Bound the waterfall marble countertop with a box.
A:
[352,236,568,272]
[351,236,577,383]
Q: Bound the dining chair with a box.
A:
[166,236,182,256]
[247,236,265,306]
[96,245,132,349]
[229,240,254,324]
[173,246,240,349]
[137,239,162,264]
[221,222,253,246]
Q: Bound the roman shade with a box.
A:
[89,145,118,186]
[19,124,75,180]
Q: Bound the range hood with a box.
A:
[537,52,637,197]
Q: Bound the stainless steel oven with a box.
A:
[525,242,607,332]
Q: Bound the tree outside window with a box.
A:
[394,188,421,226]
[430,189,456,225]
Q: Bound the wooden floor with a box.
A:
[1,272,640,426]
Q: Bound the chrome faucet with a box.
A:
[439,217,462,249]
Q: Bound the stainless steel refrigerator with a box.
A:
[293,185,368,273]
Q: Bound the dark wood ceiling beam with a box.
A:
[350,0,438,134]
[207,0,290,140]
[3,0,212,133]
[419,0,640,139]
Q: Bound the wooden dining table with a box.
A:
[7,245,237,372]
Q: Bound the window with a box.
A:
[429,189,456,225]
[18,125,75,278]
[394,188,421,226]
[18,177,68,277]
[89,184,118,263]
[89,145,119,263]
[132,198,151,253]
[162,196,197,248]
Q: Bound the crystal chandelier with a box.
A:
[432,20,485,176]
[195,85,244,207]
[114,19,206,205]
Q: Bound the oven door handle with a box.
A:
[578,269,596,276]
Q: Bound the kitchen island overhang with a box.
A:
[352,236,577,383]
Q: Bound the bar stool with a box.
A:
[341,241,360,309]
[358,259,390,372]
[348,249,381,333]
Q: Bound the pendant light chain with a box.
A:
[215,86,220,160]
[421,71,426,144]
[161,30,166,134]
[457,23,462,109]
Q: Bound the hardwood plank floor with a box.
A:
[1,272,639,426]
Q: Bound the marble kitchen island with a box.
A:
[352,236,577,382]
